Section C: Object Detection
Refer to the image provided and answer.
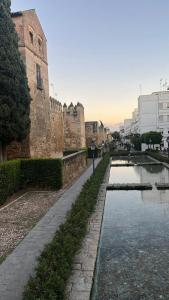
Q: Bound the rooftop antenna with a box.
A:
[160,78,163,91]
[51,83,55,98]
[139,84,142,95]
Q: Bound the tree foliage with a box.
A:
[0,0,31,147]
[130,134,141,151]
[111,131,120,141]
[141,131,162,148]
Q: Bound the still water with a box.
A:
[92,157,169,300]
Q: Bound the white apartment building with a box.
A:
[123,119,132,136]
[131,108,139,134]
[138,91,169,147]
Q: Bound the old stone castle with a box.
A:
[6,9,108,159]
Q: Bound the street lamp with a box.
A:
[102,141,105,156]
[90,140,96,174]
[149,138,152,150]
[166,136,169,158]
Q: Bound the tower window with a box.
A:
[36,64,43,90]
[29,31,34,44]
[38,38,43,53]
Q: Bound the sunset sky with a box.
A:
[11,0,169,127]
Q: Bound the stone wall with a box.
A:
[7,137,30,160]
[63,103,86,151]
[62,151,87,186]
[49,98,64,157]
[85,121,107,147]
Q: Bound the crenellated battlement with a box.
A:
[50,97,62,112]
[63,102,86,151]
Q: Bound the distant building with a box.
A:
[123,119,132,136]
[63,102,86,151]
[7,9,64,159]
[85,121,107,147]
[131,108,139,134]
[138,91,169,147]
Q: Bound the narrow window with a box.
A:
[29,31,34,44]
[159,115,163,122]
[38,38,43,53]
[36,64,43,90]
[159,103,163,109]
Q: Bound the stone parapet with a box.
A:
[63,150,87,186]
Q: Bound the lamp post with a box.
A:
[102,141,105,156]
[90,140,96,174]
[149,138,152,150]
[166,136,169,158]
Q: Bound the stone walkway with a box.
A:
[0,190,64,259]
[0,159,100,300]
[66,165,110,300]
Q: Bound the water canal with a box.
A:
[92,156,169,300]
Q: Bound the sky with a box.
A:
[11,0,169,128]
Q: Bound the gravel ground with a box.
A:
[0,190,64,259]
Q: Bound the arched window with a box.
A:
[38,36,43,53]
[28,26,34,44]
[29,31,33,44]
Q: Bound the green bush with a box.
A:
[23,154,110,300]
[110,150,130,156]
[21,159,63,190]
[110,150,145,157]
[0,160,21,205]
[0,158,63,205]
[147,151,169,163]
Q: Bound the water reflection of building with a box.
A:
[139,165,169,203]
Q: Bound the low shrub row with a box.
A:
[23,154,110,300]
[0,158,63,205]
[110,150,146,157]
[147,151,169,163]
[110,150,130,156]
[0,160,21,205]
[21,159,63,190]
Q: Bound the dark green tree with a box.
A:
[0,0,31,160]
[141,131,162,149]
[130,134,141,151]
[111,131,120,141]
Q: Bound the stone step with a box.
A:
[107,183,152,190]
[111,163,134,167]
[111,162,162,167]
[155,183,169,189]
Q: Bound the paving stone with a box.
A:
[66,165,110,300]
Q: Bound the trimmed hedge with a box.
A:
[21,159,63,190]
[0,160,21,205]
[147,151,169,164]
[110,150,130,156]
[110,150,146,157]
[0,158,63,205]
[23,154,110,300]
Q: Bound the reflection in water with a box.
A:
[92,159,169,300]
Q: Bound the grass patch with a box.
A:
[23,154,110,300]
[0,255,6,264]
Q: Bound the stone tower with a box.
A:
[63,102,86,151]
[8,9,63,158]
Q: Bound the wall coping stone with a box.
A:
[62,150,86,161]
